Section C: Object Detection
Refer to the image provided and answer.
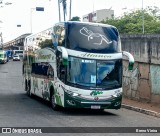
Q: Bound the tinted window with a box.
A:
[67,56,122,89]
[32,63,49,76]
[66,23,120,53]
[32,63,54,78]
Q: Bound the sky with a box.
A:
[0,0,160,43]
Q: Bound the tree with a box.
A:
[38,39,53,49]
[101,6,160,34]
[70,16,81,21]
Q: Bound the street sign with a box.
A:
[36,7,44,11]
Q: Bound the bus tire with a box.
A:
[50,87,60,111]
[26,80,32,97]
[25,79,28,91]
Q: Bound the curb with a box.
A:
[122,104,160,118]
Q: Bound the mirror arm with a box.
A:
[123,51,134,71]
[58,46,68,65]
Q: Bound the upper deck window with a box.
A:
[66,23,120,53]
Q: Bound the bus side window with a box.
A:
[47,65,54,79]
[56,50,61,78]
[42,65,48,76]
[31,63,36,74]
[33,63,49,78]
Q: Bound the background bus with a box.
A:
[13,50,24,57]
[6,50,13,59]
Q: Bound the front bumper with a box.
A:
[13,58,20,61]
[0,59,5,64]
[64,92,122,109]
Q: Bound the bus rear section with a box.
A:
[6,50,13,59]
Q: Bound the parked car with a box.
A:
[13,55,20,61]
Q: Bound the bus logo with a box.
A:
[90,90,103,96]
[94,97,99,101]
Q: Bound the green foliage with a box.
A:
[101,6,160,34]
[70,16,81,21]
[38,39,53,49]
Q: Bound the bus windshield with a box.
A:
[67,23,120,53]
[13,50,23,56]
[67,56,122,89]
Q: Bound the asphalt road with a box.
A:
[0,60,160,136]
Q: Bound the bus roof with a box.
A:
[25,21,117,39]
[56,21,117,29]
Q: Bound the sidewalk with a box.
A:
[122,97,160,118]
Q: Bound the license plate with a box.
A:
[91,105,101,109]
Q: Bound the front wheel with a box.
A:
[50,91,60,111]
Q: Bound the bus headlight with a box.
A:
[72,92,79,97]
[62,87,72,95]
[63,87,80,97]
[112,90,122,98]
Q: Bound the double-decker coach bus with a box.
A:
[23,22,134,111]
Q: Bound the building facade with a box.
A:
[83,9,114,23]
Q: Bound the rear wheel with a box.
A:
[25,79,28,91]
[26,80,32,97]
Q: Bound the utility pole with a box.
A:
[62,0,66,21]
[58,0,61,21]
[30,8,34,33]
[142,0,144,34]
[30,7,44,33]
[59,0,67,21]
[58,0,71,21]
[0,32,3,50]
[69,0,71,20]
[0,1,12,49]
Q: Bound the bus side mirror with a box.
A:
[58,46,68,66]
[123,51,134,71]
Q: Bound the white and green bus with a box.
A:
[0,50,8,64]
[23,22,134,110]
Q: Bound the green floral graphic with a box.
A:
[90,90,103,96]
[54,88,62,106]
